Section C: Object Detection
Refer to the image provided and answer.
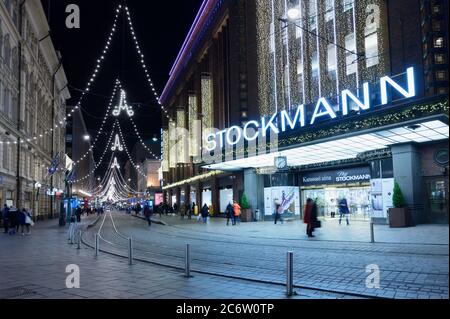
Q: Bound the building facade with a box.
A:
[0,0,70,219]
[65,106,96,198]
[161,0,448,224]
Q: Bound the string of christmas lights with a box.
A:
[123,5,174,121]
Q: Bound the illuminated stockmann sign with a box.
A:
[206,67,416,151]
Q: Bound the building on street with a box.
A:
[161,0,448,224]
[0,0,70,219]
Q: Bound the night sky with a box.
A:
[42,0,202,175]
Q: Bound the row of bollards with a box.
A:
[93,233,134,265]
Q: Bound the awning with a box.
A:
[203,119,449,171]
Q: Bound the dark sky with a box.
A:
[42,0,202,176]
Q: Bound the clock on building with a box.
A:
[275,156,288,170]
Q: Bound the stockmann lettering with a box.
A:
[206,67,416,151]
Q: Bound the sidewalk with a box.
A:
[0,217,343,299]
[151,215,449,245]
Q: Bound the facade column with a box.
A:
[391,143,424,224]
[243,169,265,219]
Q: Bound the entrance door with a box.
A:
[425,178,448,224]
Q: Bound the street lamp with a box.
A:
[287,7,301,20]
[83,135,91,141]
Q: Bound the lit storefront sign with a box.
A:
[206,67,416,151]
[301,167,372,186]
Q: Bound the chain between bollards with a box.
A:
[185,243,192,278]
[128,237,133,265]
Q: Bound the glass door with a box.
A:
[426,178,448,224]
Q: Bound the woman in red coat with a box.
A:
[303,198,315,237]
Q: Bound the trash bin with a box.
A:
[255,209,261,221]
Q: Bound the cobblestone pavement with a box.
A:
[0,216,351,299]
[84,212,449,299]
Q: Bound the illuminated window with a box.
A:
[345,33,357,75]
[436,70,447,81]
[311,51,319,77]
[365,33,379,67]
[327,44,337,72]
[343,0,354,12]
[434,37,444,48]
[325,0,334,22]
[296,58,303,75]
[309,0,317,30]
[432,5,441,14]
[435,54,445,64]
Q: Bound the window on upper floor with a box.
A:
[435,53,445,64]
[432,4,441,14]
[432,21,442,31]
[434,37,444,48]
[343,0,354,12]
[436,70,447,81]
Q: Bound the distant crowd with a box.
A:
[1,204,34,236]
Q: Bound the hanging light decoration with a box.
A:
[112,89,134,117]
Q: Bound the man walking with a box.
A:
[338,197,350,226]
[144,204,152,227]
[2,204,9,234]
[226,202,234,226]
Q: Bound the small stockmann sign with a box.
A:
[301,167,371,186]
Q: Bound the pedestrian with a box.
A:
[76,206,82,223]
[8,206,18,235]
[338,197,350,226]
[274,203,284,225]
[173,203,178,215]
[226,202,234,226]
[186,203,192,220]
[303,198,317,238]
[201,204,209,223]
[19,208,33,236]
[2,204,10,234]
[180,203,186,219]
[144,204,152,227]
[233,201,241,225]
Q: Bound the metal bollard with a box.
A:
[95,234,99,257]
[77,230,82,250]
[370,221,375,243]
[286,251,294,296]
[128,237,133,265]
[185,244,191,278]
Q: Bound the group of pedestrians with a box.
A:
[225,201,242,226]
[1,204,34,236]
[303,197,351,238]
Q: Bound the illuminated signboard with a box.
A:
[206,67,416,151]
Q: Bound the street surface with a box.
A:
[0,212,447,299]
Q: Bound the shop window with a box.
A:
[435,53,445,64]
[436,70,447,81]
[434,37,444,48]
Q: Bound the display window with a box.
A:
[301,185,372,220]
[219,188,233,213]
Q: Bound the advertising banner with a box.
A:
[264,187,300,216]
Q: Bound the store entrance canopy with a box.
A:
[202,119,449,171]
